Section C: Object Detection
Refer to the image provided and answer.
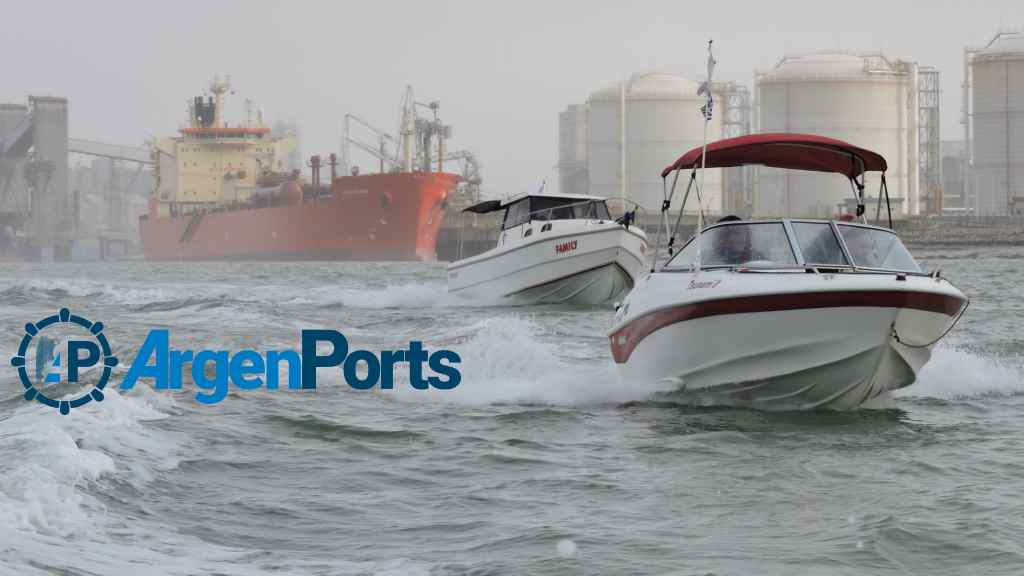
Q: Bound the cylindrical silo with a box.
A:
[586,72,723,214]
[969,31,1024,216]
[558,104,589,196]
[28,96,69,253]
[756,52,919,218]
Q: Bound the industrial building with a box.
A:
[940,140,968,212]
[0,97,70,260]
[69,156,153,257]
[557,56,942,222]
[964,30,1024,215]
[754,51,940,219]
[558,71,751,217]
[0,96,152,261]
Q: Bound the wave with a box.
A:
[303,282,479,309]
[265,413,425,442]
[0,388,178,538]
[0,276,490,312]
[0,387,438,575]
[128,295,236,313]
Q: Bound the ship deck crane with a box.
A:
[342,113,401,174]
[342,86,454,175]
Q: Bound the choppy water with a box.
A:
[1,246,1023,575]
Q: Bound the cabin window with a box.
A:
[530,198,610,221]
[791,222,849,266]
[502,198,610,229]
[502,200,530,229]
[579,201,611,220]
[530,197,576,220]
[667,223,796,268]
[838,225,920,271]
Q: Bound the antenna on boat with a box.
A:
[694,39,716,273]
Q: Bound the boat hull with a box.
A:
[448,224,647,305]
[609,271,967,410]
[139,172,458,261]
[512,261,634,305]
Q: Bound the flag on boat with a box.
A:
[697,40,716,120]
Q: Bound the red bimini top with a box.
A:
[661,133,888,179]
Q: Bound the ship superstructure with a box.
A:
[150,75,297,217]
[140,77,461,261]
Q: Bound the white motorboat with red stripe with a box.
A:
[448,193,648,305]
[609,134,967,410]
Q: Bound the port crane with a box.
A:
[342,86,466,176]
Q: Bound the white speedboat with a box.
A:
[448,193,648,305]
[609,134,968,410]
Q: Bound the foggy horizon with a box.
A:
[2,0,1022,198]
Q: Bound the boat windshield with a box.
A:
[663,220,922,273]
[665,222,797,269]
[791,222,849,266]
[837,224,921,272]
[503,197,611,229]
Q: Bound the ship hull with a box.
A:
[140,172,458,261]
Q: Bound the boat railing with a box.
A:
[605,198,647,229]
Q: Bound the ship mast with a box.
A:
[209,74,232,129]
[399,86,416,172]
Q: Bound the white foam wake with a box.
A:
[393,316,675,406]
[425,323,1023,407]
[895,346,1024,400]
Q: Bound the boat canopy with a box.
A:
[653,133,896,271]
[462,193,607,214]
[660,133,888,179]
[462,199,503,214]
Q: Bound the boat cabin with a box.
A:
[464,193,611,228]
[664,219,921,273]
[497,194,611,230]
[462,193,615,250]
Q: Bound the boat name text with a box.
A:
[555,240,578,254]
[688,279,722,289]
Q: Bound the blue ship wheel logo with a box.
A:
[9,308,118,415]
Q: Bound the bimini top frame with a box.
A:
[655,132,895,272]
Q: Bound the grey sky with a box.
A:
[2,0,1021,198]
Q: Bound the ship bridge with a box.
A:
[180,127,272,141]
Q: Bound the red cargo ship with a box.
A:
[140,77,460,261]
[140,171,457,261]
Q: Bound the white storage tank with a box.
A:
[968,31,1024,215]
[558,104,589,196]
[585,72,723,214]
[756,51,919,218]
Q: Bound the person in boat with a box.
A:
[712,215,765,265]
